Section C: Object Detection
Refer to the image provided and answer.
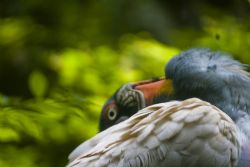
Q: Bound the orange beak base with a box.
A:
[132,78,174,106]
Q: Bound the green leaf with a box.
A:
[28,70,49,98]
[0,128,20,142]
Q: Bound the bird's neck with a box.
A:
[218,85,250,141]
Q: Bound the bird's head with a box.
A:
[99,48,250,131]
[99,78,174,131]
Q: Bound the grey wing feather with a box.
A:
[237,139,250,167]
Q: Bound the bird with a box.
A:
[68,48,250,167]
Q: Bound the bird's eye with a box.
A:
[107,109,117,121]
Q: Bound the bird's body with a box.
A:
[68,48,250,167]
[68,98,239,167]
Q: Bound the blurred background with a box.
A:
[0,0,250,166]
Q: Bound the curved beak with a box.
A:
[132,77,174,106]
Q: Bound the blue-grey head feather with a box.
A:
[165,48,250,139]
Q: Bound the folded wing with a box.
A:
[68,98,240,167]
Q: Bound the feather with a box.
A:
[67,98,240,167]
[237,139,250,167]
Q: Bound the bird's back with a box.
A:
[68,98,240,167]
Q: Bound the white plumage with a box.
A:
[67,98,240,167]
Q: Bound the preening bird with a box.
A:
[68,48,250,167]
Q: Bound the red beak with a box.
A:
[132,77,174,106]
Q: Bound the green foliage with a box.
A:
[0,94,99,167]
[29,70,49,98]
[51,35,179,93]
[0,35,179,166]
[195,16,250,64]
[0,0,250,166]
[168,15,250,65]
